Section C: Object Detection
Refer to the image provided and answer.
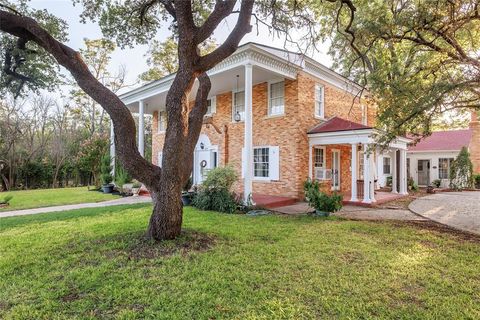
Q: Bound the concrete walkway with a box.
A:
[0,196,152,218]
[274,202,426,221]
[409,191,480,235]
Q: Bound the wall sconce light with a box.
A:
[234,111,241,122]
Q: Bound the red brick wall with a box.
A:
[470,110,480,174]
[152,71,371,198]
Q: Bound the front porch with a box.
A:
[307,117,412,205]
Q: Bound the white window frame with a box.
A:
[358,150,365,180]
[313,146,326,169]
[232,89,245,122]
[253,147,270,180]
[267,79,285,117]
[383,156,391,175]
[158,111,167,133]
[361,104,368,125]
[205,96,216,116]
[438,158,454,179]
[314,84,325,119]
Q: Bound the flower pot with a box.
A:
[313,210,330,217]
[181,193,192,206]
[102,184,114,193]
[131,188,140,197]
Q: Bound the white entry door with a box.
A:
[195,149,213,184]
[332,150,341,190]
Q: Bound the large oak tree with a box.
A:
[1,0,339,240]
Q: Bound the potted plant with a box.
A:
[181,177,194,205]
[100,154,114,193]
[304,179,343,216]
[131,181,142,196]
[432,179,441,188]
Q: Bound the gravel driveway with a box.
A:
[409,191,480,235]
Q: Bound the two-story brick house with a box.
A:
[118,43,411,205]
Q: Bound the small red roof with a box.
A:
[408,129,472,152]
[308,116,371,134]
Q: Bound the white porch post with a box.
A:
[362,144,371,203]
[369,151,376,203]
[243,64,253,204]
[308,143,313,179]
[391,148,397,193]
[350,143,358,202]
[110,119,115,177]
[138,100,145,157]
[399,149,408,195]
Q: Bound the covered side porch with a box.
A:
[308,117,411,205]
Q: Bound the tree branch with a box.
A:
[0,10,161,188]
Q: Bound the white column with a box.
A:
[362,144,371,203]
[370,151,376,203]
[350,143,358,202]
[110,119,115,177]
[308,144,313,179]
[399,149,408,195]
[138,100,145,157]
[243,64,253,204]
[390,148,397,193]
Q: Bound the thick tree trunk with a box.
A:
[147,184,183,240]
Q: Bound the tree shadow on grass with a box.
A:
[57,228,217,265]
[0,203,151,231]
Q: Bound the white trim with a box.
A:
[267,78,285,117]
[157,111,167,133]
[331,149,341,191]
[119,43,367,107]
[407,149,462,153]
[232,88,245,123]
[314,83,325,119]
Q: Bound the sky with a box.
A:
[28,0,333,95]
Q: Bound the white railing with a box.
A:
[314,167,332,181]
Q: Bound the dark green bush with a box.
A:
[192,188,238,214]
[473,174,480,189]
[100,154,113,185]
[432,179,441,188]
[450,147,474,190]
[192,166,239,214]
[303,178,343,214]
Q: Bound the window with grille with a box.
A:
[383,157,391,174]
[158,111,167,132]
[254,147,269,178]
[206,99,212,115]
[269,81,285,115]
[439,158,454,179]
[314,148,325,168]
[233,91,245,121]
[315,84,324,118]
[358,151,364,179]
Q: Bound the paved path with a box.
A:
[409,191,480,235]
[274,202,426,221]
[0,196,152,218]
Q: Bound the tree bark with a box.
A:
[0,1,253,240]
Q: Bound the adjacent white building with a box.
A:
[406,129,473,187]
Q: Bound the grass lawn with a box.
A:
[0,187,119,211]
[0,205,479,319]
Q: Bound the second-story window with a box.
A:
[315,84,324,118]
[269,80,285,116]
[158,111,167,133]
[361,104,368,125]
[206,96,216,116]
[233,90,245,122]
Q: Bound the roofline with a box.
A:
[407,149,465,153]
[120,42,364,102]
